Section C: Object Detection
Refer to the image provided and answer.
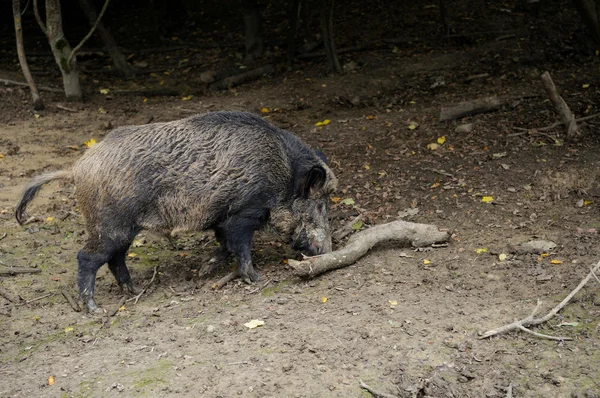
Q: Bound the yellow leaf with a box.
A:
[64,327,74,333]
[367,115,376,120]
[99,88,110,95]
[498,253,507,261]
[427,143,439,150]
[261,107,269,113]
[550,259,562,264]
[541,253,550,257]
[315,119,331,127]
[409,100,416,104]
[389,300,398,308]
[430,182,440,189]
[48,376,55,386]
[331,197,341,203]
[584,200,593,206]
[244,319,265,329]
[321,296,328,303]
[143,98,148,103]
[423,259,431,265]
[181,95,192,101]
[34,114,41,118]
[128,253,137,258]
[475,248,487,254]
[364,164,371,170]
[0,154,4,158]
[171,36,179,41]
[46,217,54,222]
[408,123,417,130]
[118,305,126,312]
[582,84,590,89]
[481,196,494,203]
[84,138,97,148]
[437,136,446,145]
[150,73,158,77]
[282,259,288,264]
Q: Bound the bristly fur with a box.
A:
[15,111,337,312]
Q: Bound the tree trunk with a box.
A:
[76,0,134,78]
[572,0,600,44]
[242,0,264,60]
[320,0,342,73]
[13,0,44,110]
[45,0,82,101]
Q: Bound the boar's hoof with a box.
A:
[122,282,141,296]
[83,298,103,314]
[240,268,263,284]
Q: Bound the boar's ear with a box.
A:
[314,149,328,165]
[299,165,326,199]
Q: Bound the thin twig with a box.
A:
[67,0,111,67]
[227,361,252,365]
[126,265,158,304]
[0,233,6,241]
[248,279,271,294]
[358,380,398,398]
[516,324,572,341]
[590,266,600,285]
[0,78,62,93]
[61,288,81,312]
[55,104,79,113]
[480,260,600,339]
[506,383,513,398]
[24,292,54,304]
[212,268,240,289]
[0,267,42,276]
[108,296,127,317]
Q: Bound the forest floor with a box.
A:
[1,1,600,397]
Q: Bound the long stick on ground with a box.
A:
[479,260,600,340]
[288,220,451,278]
[540,71,578,140]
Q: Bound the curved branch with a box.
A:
[67,0,111,68]
[33,0,47,35]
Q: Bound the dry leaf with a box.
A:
[408,122,418,130]
[475,248,487,254]
[389,300,398,308]
[244,319,265,329]
[437,136,446,145]
[261,107,269,113]
[315,119,331,127]
[481,196,494,203]
[427,143,439,150]
[64,327,74,333]
[48,376,55,386]
[367,115,376,120]
[331,197,341,203]
[127,253,137,258]
[499,253,507,261]
[321,296,328,303]
[118,305,126,312]
[430,182,440,189]
[84,138,97,148]
[340,198,355,205]
[550,259,562,264]
[46,217,54,222]
[423,259,431,265]
[181,95,192,101]
[364,164,371,170]
[99,88,110,95]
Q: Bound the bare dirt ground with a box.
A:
[1,1,600,397]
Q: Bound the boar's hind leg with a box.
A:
[108,246,139,295]
[77,240,132,313]
[220,213,266,283]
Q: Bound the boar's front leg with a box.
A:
[219,211,266,283]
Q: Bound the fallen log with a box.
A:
[209,64,274,91]
[0,267,42,276]
[288,220,451,278]
[439,96,502,121]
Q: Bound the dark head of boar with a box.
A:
[270,152,337,257]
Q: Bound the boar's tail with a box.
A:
[15,170,73,225]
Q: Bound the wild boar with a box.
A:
[16,111,337,312]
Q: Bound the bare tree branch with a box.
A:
[67,0,111,68]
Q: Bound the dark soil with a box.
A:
[1,1,600,397]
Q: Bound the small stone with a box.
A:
[455,123,473,133]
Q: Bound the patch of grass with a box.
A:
[261,279,292,297]
[130,359,173,392]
